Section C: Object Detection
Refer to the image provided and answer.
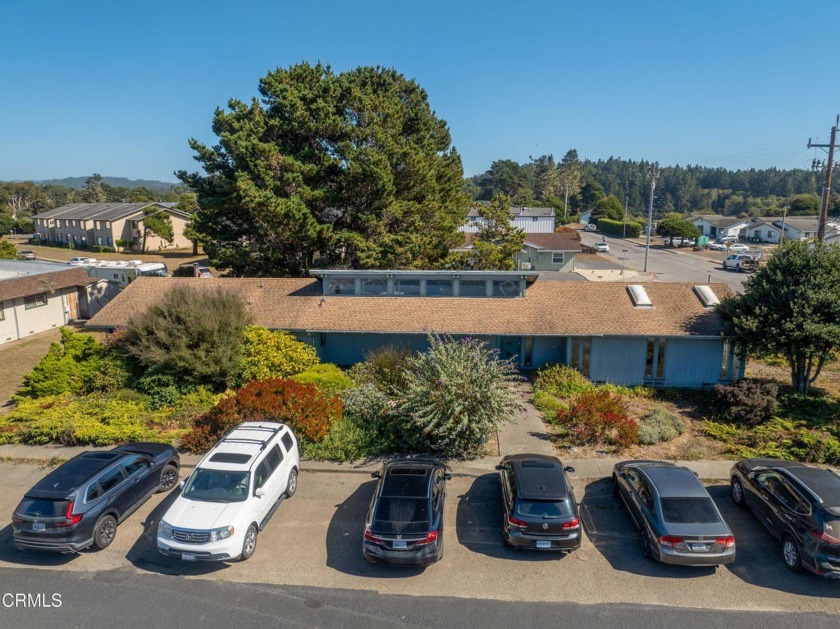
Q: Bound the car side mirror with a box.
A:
[564,466,576,473]
[255,487,267,498]
[494,465,503,471]
[443,473,452,481]
[371,471,381,479]
[178,479,186,489]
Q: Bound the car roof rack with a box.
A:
[218,424,283,451]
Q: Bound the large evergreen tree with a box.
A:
[178,63,469,275]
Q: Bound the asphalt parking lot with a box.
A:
[0,464,837,612]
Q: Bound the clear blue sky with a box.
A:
[1,0,838,182]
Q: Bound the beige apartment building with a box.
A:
[33,202,192,251]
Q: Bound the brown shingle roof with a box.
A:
[87,278,732,337]
[0,268,93,302]
[522,233,582,251]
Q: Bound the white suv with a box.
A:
[157,422,299,562]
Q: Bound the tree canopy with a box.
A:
[718,241,840,394]
[468,193,526,270]
[178,62,469,276]
[141,206,174,251]
[655,216,701,239]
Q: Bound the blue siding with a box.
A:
[590,338,648,385]
[663,339,724,387]
[531,336,566,368]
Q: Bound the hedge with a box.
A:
[594,218,643,238]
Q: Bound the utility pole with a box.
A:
[779,205,788,244]
[623,193,629,238]
[563,183,570,222]
[807,115,838,242]
[643,164,659,273]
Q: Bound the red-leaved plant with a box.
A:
[554,389,638,449]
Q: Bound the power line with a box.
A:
[807,115,838,242]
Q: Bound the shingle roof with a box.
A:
[692,215,750,228]
[86,277,731,337]
[35,202,191,222]
[522,233,582,251]
[0,267,94,302]
[777,216,820,232]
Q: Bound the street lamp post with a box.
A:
[643,165,659,274]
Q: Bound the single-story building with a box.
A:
[691,215,752,239]
[460,205,556,234]
[33,202,193,251]
[743,217,782,243]
[0,261,120,345]
[87,270,743,388]
[777,216,840,241]
[453,233,582,272]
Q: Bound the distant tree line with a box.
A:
[465,153,839,221]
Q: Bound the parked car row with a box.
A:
[10,435,840,578]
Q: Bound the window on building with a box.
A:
[720,339,731,381]
[532,216,538,222]
[458,280,486,297]
[394,279,421,296]
[645,338,667,380]
[570,337,591,376]
[97,237,103,245]
[0,303,4,321]
[327,279,356,296]
[552,252,564,264]
[426,279,454,297]
[107,237,112,246]
[105,221,111,228]
[361,278,388,296]
[24,294,48,310]
[492,280,520,298]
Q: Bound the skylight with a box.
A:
[693,285,720,308]
[627,285,652,308]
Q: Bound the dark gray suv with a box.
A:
[12,443,179,552]
[730,458,840,578]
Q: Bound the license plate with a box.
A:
[691,544,708,552]
[181,552,196,561]
[536,540,552,549]
[392,541,407,550]
[32,522,45,532]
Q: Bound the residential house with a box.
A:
[88,271,743,388]
[0,261,119,345]
[691,215,752,240]
[452,233,582,272]
[460,205,556,234]
[743,217,782,243]
[777,216,840,241]
[33,202,192,251]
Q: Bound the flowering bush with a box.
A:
[240,326,319,383]
[182,378,342,453]
[554,389,638,449]
[392,335,520,458]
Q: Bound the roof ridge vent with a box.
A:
[627,285,653,308]
[694,285,720,308]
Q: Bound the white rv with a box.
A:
[77,260,168,286]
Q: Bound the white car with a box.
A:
[157,422,299,562]
[727,243,750,253]
[722,253,755,271]
[68,256,96,266]
[709,242,728,251]
[594,242,610,253]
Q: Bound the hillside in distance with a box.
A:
[34,176,179,193]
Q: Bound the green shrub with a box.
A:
[120,286,252,391]
[291,363,354,397]
[89,245,116,253]
[304,419,369,461]
[347,345,411,391]
[595,218,643,238]
[0,241,16,259]
[240,326,319,383]
[534,364,593,398]
[19,328,103,398]
[392,335,520,458]
[82,353,131,394]
[182,379,342,453]
[531,390,564,417]
[340,383,417,454]
[710,380,778,426]
[0,394,178,446]
[135,372,194,409]
[554,389,638,449]
[638,407,685,445]
[705,418,840,465]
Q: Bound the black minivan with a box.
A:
[363,459,450,566]
[731,458,840,578]
[12,443,179,552]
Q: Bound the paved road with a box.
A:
[0,567,837,629]
[1,464,837,621]
[579,233,747,292]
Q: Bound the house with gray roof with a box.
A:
[776,216,840,241]
[33,202,192,252]
[460,205,556,234]
[691,215,752,239]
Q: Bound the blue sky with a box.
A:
[1,0,838,181]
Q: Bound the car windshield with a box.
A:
[17,498,69,518]
[182,468,249,503]
[660,497,720,524]
[374,497,429,523]
[516,499,572,519]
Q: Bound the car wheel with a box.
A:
[240,524,258,561]
[730,477,746,509]
[782,536,802,572]
[285,467,298,498]
[736,264,743,272]
[93,515,118,550]
[158,464,179,493]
